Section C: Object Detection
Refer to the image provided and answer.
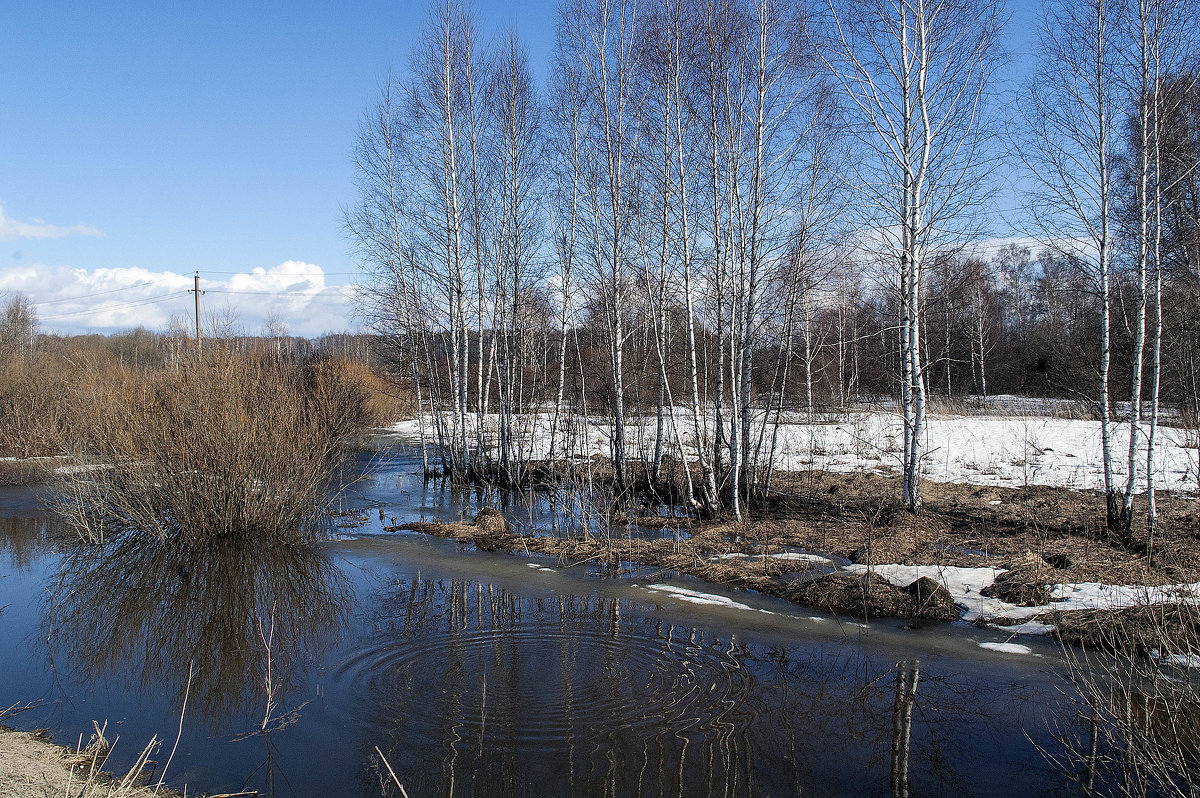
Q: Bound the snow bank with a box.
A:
[389,409,1199,494]
[844,563,1200,635]
[766,412,1197,494]
[640,583,769,613]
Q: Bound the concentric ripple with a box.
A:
[329,622,756,749]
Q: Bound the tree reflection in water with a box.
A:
[46,535,350,733]
[358,578,1059,798]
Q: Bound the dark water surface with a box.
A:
[0,448,1084,797]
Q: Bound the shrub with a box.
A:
[0,352,72,458]
[55,351,360,543]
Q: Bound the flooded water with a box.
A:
[0,448,1090,796]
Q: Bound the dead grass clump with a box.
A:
[903,575,959,618]
[472,507,507,534]
[981,566,1055,606]
[1050,604,1200,656]
[399,514,515,552]
[55,352,356,543]
[783,574,959,621]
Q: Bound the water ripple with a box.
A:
[326,616,756,754]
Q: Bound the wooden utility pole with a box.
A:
[189,272,205,356]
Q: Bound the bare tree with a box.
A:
[557,0,643,491]
[346,73,434,474]
[1123,0,1192,538]
[0,292,37,360]
[405,0,486,474]
[488,29,545,483]
[1022,0,1123,532]
[824,0,1002,511]
[547,49,586,465]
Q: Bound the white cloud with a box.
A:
[0,206,103,241]
[0,261,360,338]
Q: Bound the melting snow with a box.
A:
[843,563,1200,635]
[391,410,1199,494]
[642,583,766,613]
[1150,649,1200,668]
[978,642,1035,655]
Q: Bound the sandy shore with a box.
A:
[0,724,182,798]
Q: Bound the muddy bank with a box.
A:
[0,723,186,798]
[395,468,1200,643]
[735,470,1200,583]
[395,514,960,622]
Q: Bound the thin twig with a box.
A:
[374,746,410,798]
[157,659,194,792]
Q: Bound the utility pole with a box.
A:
[189,272,205,357]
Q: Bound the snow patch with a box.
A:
[770,552,834,565]
[992,619,1058,635]
[390,410,1198,495]
[1150,649,1200,668]
[644,584,765,612]
[844,563,1200,634]
[978,642,1035,655]
[708,552,832,565]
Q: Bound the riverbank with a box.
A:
[398,468,1200,652]
[0,723,184,798]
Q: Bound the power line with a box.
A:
[34,270,361,326]
[204,287,360,297]
[32,281,156,307]
[200,269,362,276]
[39,292,190,321]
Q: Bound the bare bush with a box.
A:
[0,353,72,459]
[54,351,362,543]
[1049,600,1200,797]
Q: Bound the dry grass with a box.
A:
[53,351,368,543]
[746,470,1200,585]
[0,722,182,798]
[0,353,73,459]
[1046,603,1200,798]
[396,509,957,620]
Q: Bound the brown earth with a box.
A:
[744,470,1200,583]
[0,723,186,798]
[395,469,1200,630]
[1049,603,1200,655]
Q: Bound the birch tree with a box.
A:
[1022,0,1122,532]
[558,0,643,491]
[547,48,587,465]
[1121,0,1192,538]
[824,0,1001,512]
[405,0,482,474]
[346,76,436,474]
[487,30,545,484]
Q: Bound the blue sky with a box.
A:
[0,0,555,335]
[0,0,1034,336]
